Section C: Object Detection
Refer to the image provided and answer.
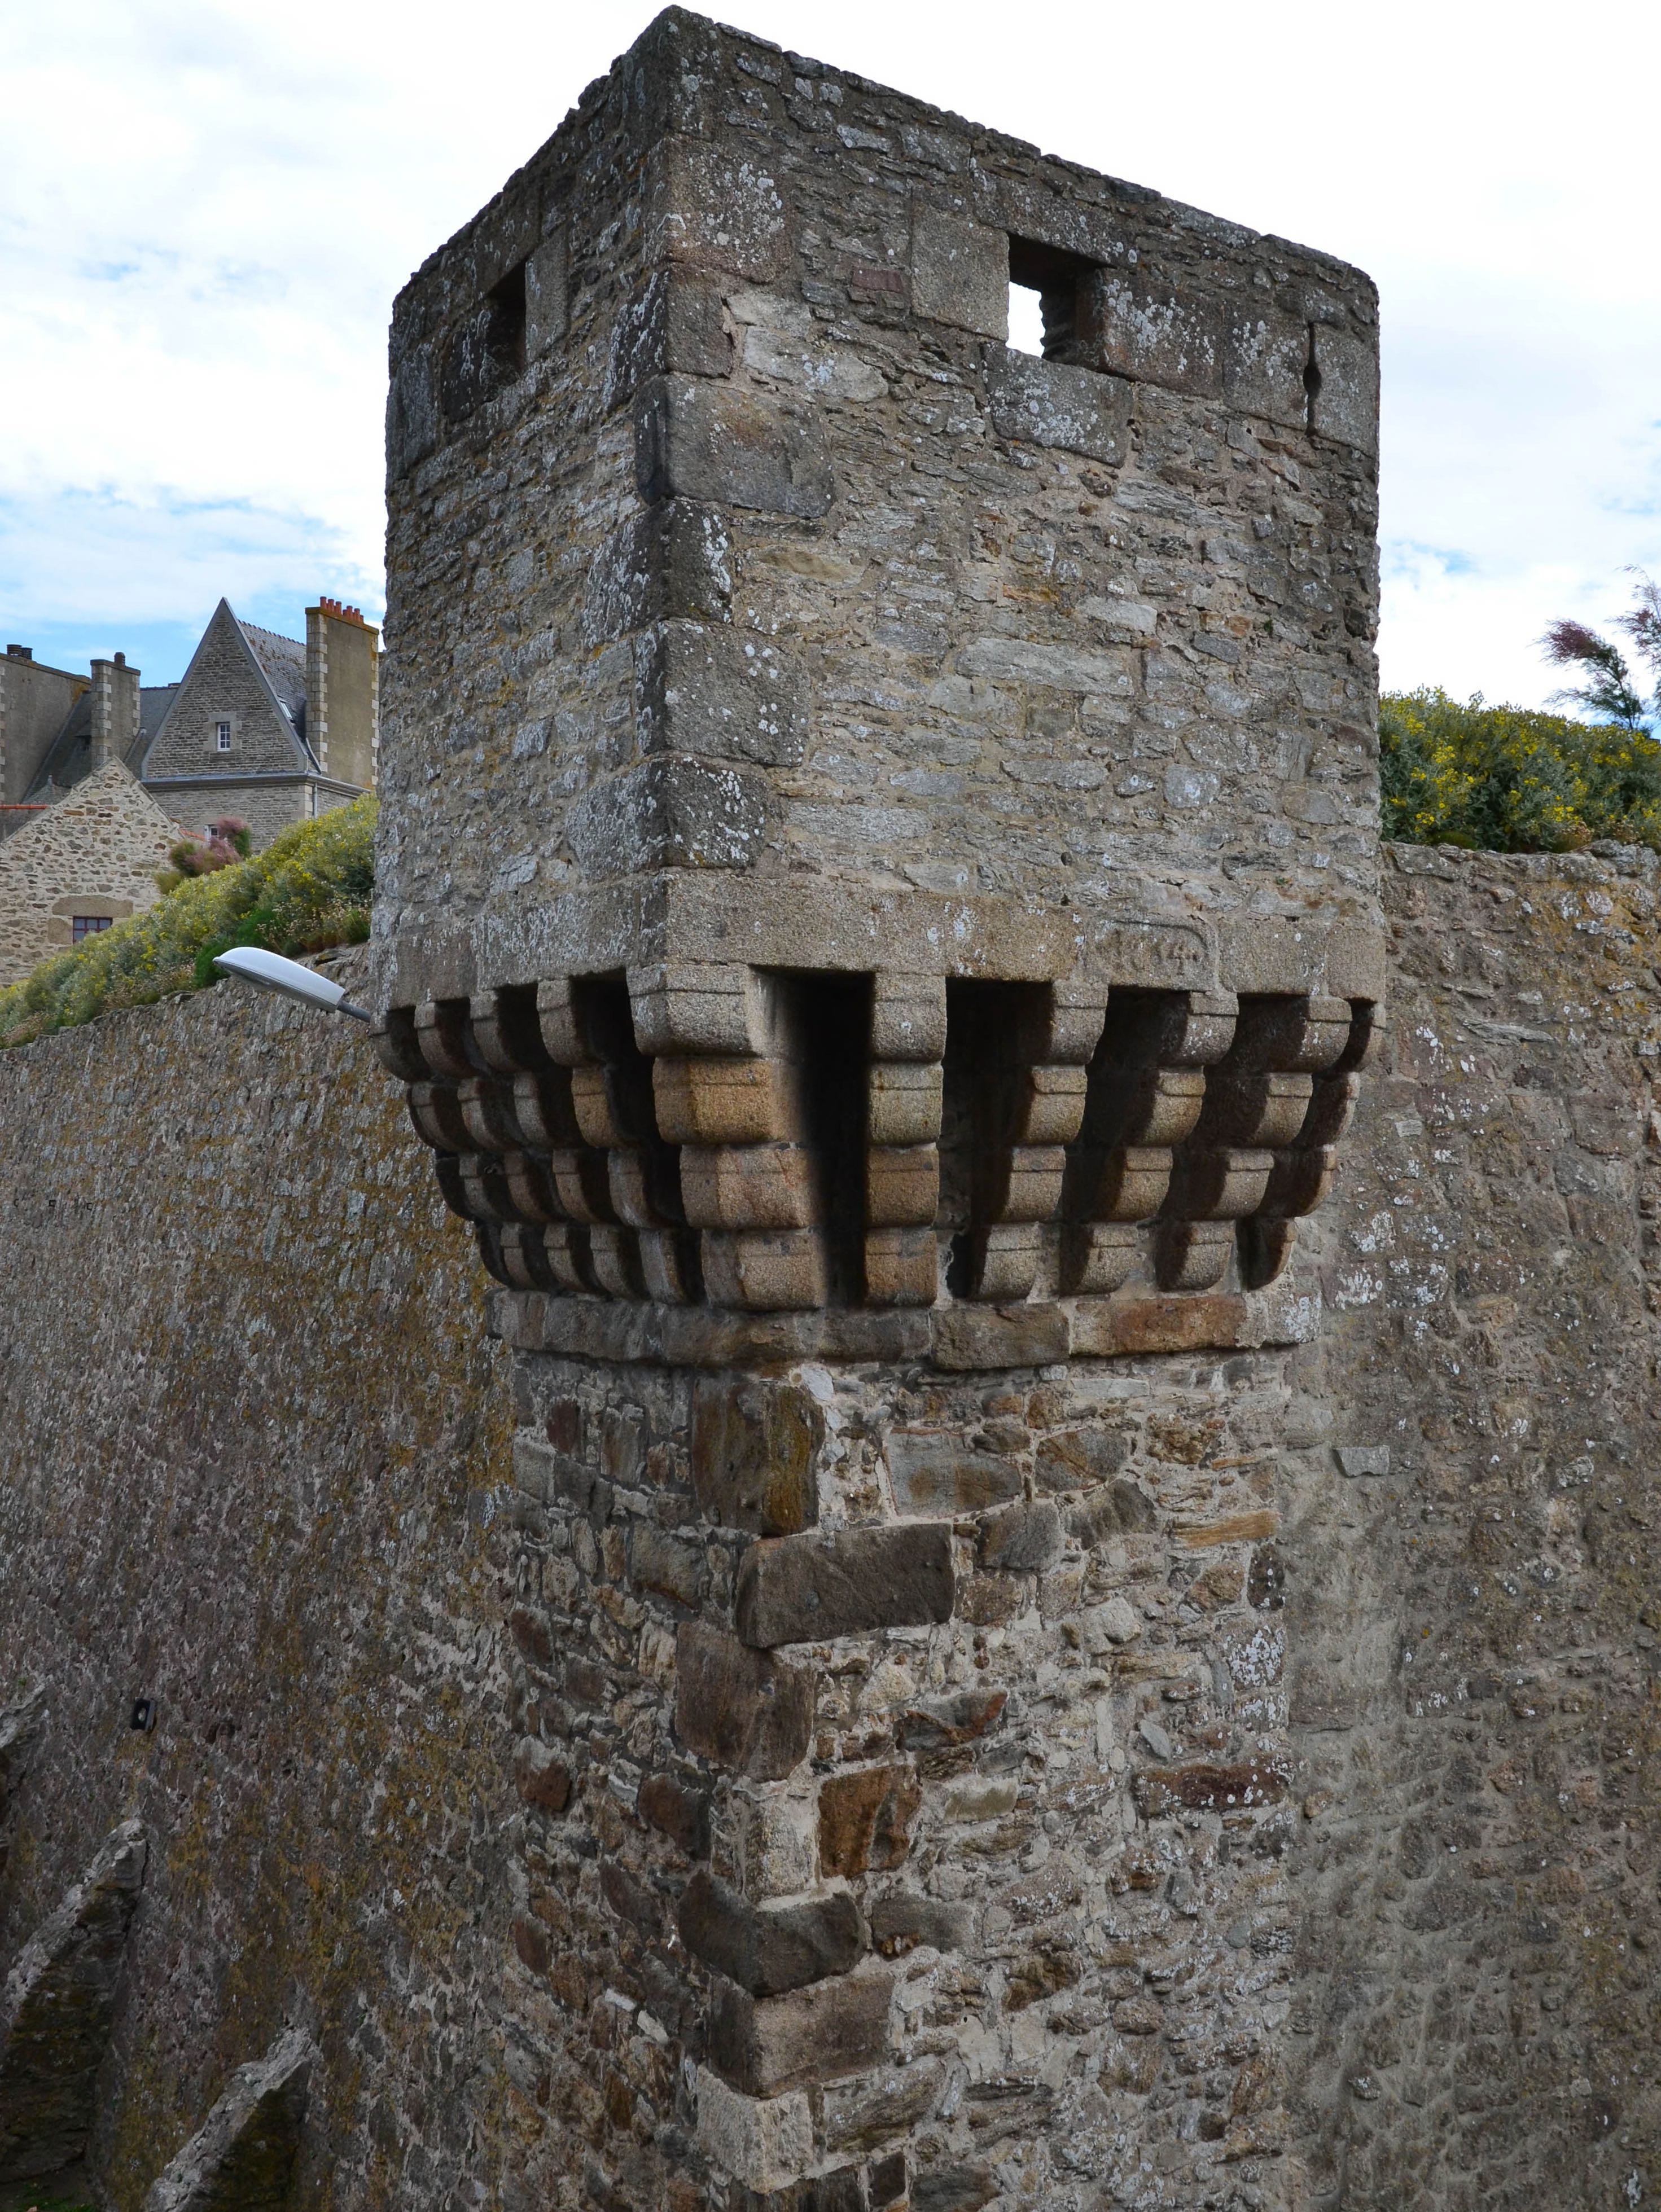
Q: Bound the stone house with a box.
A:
[6,595,379,853]
[0,596,379,983]
[0,760,180,985]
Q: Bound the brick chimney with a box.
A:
[304,598,380,790]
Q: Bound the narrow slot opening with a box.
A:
[1302,324,1322,431]
[485,260,528,382]
[770,970,872,1306]
[1007,236,1097,366]
[939,978,1050,1295]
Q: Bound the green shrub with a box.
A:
[1380,688,1661,853]
[0,793,375,1048]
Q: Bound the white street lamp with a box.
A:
[212,946,372,1022]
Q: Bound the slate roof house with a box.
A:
[0,597,378,982]
[2,595,379,853]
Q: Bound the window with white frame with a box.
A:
[215,720,232,751]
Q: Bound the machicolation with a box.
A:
[2,12,1655,2212]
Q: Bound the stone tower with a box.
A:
[376,10,1381,2205]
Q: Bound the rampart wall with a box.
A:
[1,851,1657,2207]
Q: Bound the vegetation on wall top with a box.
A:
[0,793,375,1050]
[1380,689,1661,853]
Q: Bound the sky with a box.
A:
[3,0,1659,704]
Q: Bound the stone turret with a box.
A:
[375,11,1382,2204]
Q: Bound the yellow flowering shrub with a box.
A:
[0,794,376,1047]
[1381,688,1661,852]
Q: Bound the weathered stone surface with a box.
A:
[976,1498,1063,1574]
[708,1970,894,2096]
[909,207,1007,338]
[634,622,806,766]
[691,1375,823,1535]
[677,1871,864,1995]
[569,758,770,875]
[867,1893,973,1958]
[142,2026,314,2212]
[695,2068,812,2193]
[636,377,834,519]
[0,1820,146,2180]
[986,348,1134,464]
[735,1525,954,1648]
[818,1765,921,1877]
[675,1620,815,1778]
[885,1433,1021,1516]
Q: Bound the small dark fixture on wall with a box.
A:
[130,1697,156,1732]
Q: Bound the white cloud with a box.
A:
[2,0,1659,699]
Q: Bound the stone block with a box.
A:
[1033,1427,1133,1494]
[0,1820,147,2180]
[651,135,792,280]
[656,1056,795,1147]
[385,346,438,480]
[607,269,733,409]
[142,2026,314,2212]
[895,1687,1007,1758]
[630,961,767,1057]
[678,1870,864,1995]
[913,2164,996,2211]
[865,1146,939,1228]
[738,2167,866,2212]
[638,1770,710,1856]
[735,1524,954,1648]
[682,1144,817,1230]
[637,377,834,519]
[867,1891,973,1958]
[634,622,806,766]
[695,2068,813,2193]
[1133,1761,1288,1816]
[676,1621,815,1779]
[977,1498,1063,1574]
[702,1230,830,1312]
[886,1432,1022,1516]
[910,205,1007,337]
[1335,1444,1390,1478]
[986,348,1134,464]
[819,1765,921,1877]
[569,759,771,876]
[1066,1480,1158,1545]
[691,1375,823,1535]
[864,1228,939,1309]
[867,1062,943,1146]
[582,499,732,644]
[1081,269,1224,397]
[708,1970,895,2095]
[629,1522,709,1609]
[1311,321,1378,454]
[512,1737,572,1813]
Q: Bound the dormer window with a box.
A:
[216,721,232,752]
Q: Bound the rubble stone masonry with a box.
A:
[0,12,1654,2212]
[1,852,1658,2207]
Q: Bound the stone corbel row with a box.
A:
[372,966,1380,1310]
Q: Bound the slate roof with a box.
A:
[27,683,181,797]
[239,620,309,740]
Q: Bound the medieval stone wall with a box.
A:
[0,950,520,2209]
[0,851,1658,2208]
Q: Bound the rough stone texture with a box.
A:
[0,761,178,984]
[142,2026,314,2212]
[0,1820,147,2180]
[1286,840,1661,2211]
[376,7,1380,1011]
[4,841,1661,2208]
[0,952,516,2209]
[18,12,1661,2212]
